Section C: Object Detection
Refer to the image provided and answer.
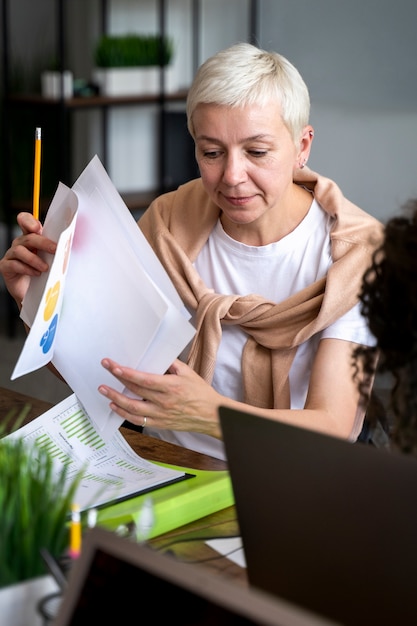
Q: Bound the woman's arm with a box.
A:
[97,337,365,441]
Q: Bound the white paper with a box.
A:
[5,393,185,512]
[18,184,80,329]
[15,156,196,438]
[12,196,78,377]
[205,537,247,568]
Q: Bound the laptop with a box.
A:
[219,406,417,626]
[52,526,336,626]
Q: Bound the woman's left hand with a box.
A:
[98,358,223,438]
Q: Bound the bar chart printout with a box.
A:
[6,394,186,511]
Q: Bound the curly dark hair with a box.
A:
[353,199,417,454]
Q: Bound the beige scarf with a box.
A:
[139,168,383,409]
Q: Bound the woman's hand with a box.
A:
[0,212,57,307]
[98,358,224,439]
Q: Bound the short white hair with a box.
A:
[186,42,310,144]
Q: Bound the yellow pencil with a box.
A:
[32,127,42,220]
[69,503,82,559]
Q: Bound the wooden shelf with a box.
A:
[7,89,189,109]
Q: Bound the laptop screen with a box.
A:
[219,405,417,626]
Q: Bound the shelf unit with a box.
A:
[1,0,200,212]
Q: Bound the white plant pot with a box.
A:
[0,575,60,625]
[93,66,179,96]
[41,71,73,100]
[93,67,161,96]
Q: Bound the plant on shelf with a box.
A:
[92,33,175,96]
[94,33,173,68]
[0,407,84,587]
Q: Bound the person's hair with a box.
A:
[354,199,417,454]
[186,42,310,144]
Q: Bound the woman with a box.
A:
[0,43,383,460]
[354,199,417,454]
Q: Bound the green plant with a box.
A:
[0,408,84,587]
[94,33,174,68]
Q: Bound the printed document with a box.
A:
[6,393,188,512]
[12,156,196,438]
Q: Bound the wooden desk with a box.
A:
[0,386,246,585]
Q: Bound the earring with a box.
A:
[300,159,307,169]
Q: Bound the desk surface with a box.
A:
[0,386,246,585]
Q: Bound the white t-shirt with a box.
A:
[147,199,375,459]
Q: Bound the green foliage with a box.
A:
[0,409,84,587]
[94,33,174,68]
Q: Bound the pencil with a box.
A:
[69,503,82,559]
[32,127,42,220]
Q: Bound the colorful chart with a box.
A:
[11,210,78,379]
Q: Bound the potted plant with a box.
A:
[92,33,175,96]
[0,407,84,588]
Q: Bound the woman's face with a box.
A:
[193,102,308,230]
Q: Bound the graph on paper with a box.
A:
[6,393,186,511]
